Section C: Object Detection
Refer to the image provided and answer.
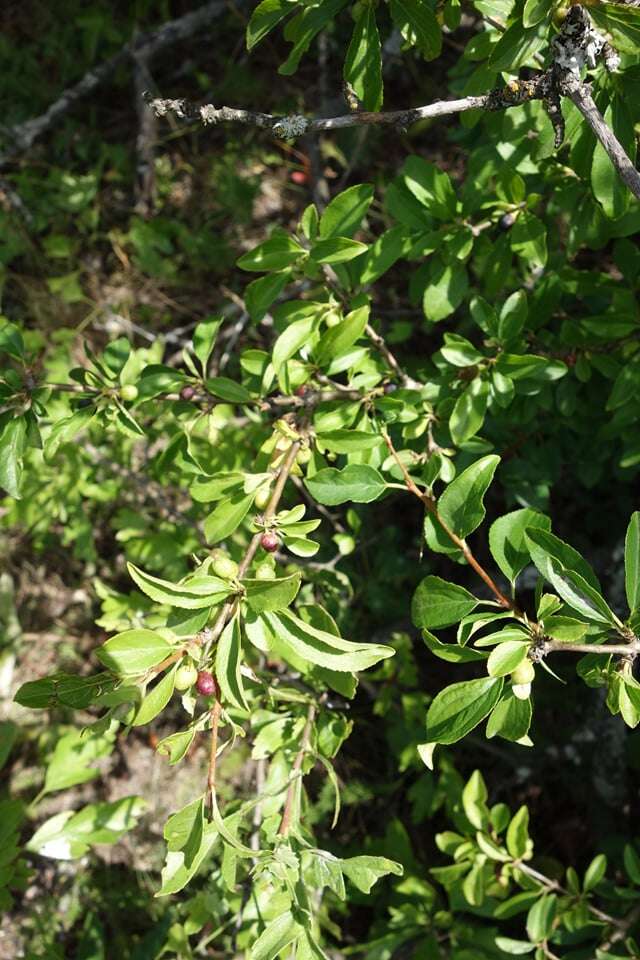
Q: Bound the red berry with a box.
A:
[295,385,307,398]
[180,385,196,401]
[196,670,216,696]
[290,171,307,185]
[260,531,279,553]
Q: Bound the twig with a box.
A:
[0,1,244,168]
[133,46,157,217]
[382,430,514,610]
[543,640,640,657]
[278,702,316,836]
[599,900,640,952]
[146,6,640,201]
[365,323,419,389]
[515,860,623,929]
[207,678,222,808]
[201,439,302,660]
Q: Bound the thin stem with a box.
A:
[543,640,640,657]
[382,431,514,610]
[365,323,419,389]
[201,439,301,660]
[278,702,316,836]
[515,861,620,927]
[207,678,222,809]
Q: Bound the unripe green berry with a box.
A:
[296,446,312,465]
[510,659,535,685]
[255,562,276,580]
[120,384,138,402]
[212,555,239,580]
[175,662,198,691]
[254,486,272,511]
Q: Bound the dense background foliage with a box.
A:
[1,0,640,958]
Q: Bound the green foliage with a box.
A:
[2,0,640,955]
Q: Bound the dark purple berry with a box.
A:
[260,531,279,553]
[196,670,216,696]
[180,385,196,401]
[383,382,398,394]
[499,213,516,232]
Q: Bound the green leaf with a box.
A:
[489,509,551,583]
[279,0,350,75]
[440,334,483,367]
[412,576,478,630]
[205,376,252,403]
[27,797,145,860]
[250,911,302,960]
[462,769,489,829]
[243,573,301,613]
[193,317,222,375]
[244,271,292,323]
[305,464,386,505]
[526,894,556,944]
[525,528,617,626]
[0,415,27,499]
[204,492,255,544]
[96,630,174,675]
[510,213,547,269]
[237,233,305,271]
[258,609,394,672]
[523,527,601,591]
[316,429,380,454]
[128,563,233,609]
[423,628,486,663]
[506,805,530,859]
[156,729,196,765]
[319,184,374,239]
[625,512,640,613]
[487,641,529,678]
[522,0,551,26]
[132,665,177,726]
[44,407,96,461]
[584,853,607,892]
[624,844,640,885]
[273,312,319,375]
[315,305,369,365]
[402,157,456,220]
[592,98,634,219]
[424,258,468,321]
[486,691,532,742]
[43,728,115,795]
[311,237,368,264]
[494,354,566,382]
[157,821,218,896]
[389,0,441,61]
[498,291,527,341]
[463,861,485,906]
[0,721,17,771]
[360,225,412,285]
[344,5,383,111]
[590,2,640,55]
[425,676,503,744]
[494,938,535,955]
[341,855,403,893]
[215,615,249,711]
[246,0,297,49]
[449,379,489,444]
[424,454,500,553]
[489,21,546,71]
